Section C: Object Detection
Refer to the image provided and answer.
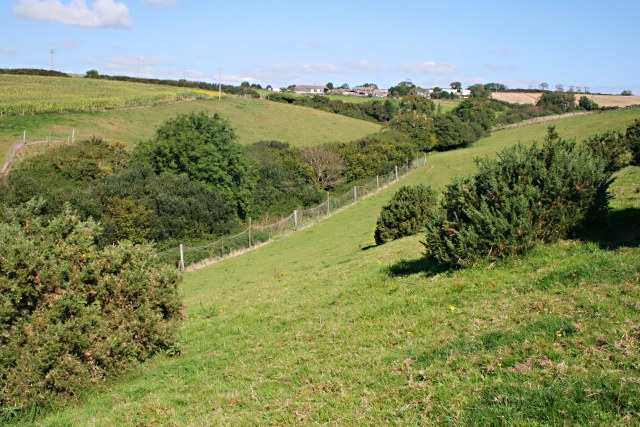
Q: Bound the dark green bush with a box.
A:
[339,130,416,181]
[626,119,640,165]
[0,202,182,412]
[582,131,631,173]
[374,185,438,245]
[424,127,613,268]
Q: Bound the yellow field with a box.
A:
[492,91,640,107]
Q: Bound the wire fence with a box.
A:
[1,129,77,175]
[166,154,429,271]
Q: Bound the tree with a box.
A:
[400,94,436,115]
[539,82,549,91]
[555,84,564,92]
[299,145,345,190]
[578,95,598,111]
[388,81,416,97]
[326,82,334,90]
[536,91,576,113]
[450,81,462,91]
[84,69,99,78]
[469,84,490,98]
[135,112,256,218]
[621,90,633,96]
[339,83,350,89]
[240,81,250,88]
[385,113,437,151]
[485,82,507,92]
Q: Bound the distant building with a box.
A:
[293,85,329,94]
[373,89,388,98]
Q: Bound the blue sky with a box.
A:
[1,0,639,94]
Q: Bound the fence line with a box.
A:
[171,154,429,271]
[1,129,76,175]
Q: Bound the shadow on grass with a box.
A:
[384,255,449,277]
[579,207,640,249]
[360,244,377,251]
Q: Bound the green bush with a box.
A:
[582,131,632,173]
[374,185,438,245]
[0,202,182,412]
[339,130,416,181]
[626,118,640,165]
[424,127,612,268]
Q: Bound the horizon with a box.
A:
[1,0,639,95]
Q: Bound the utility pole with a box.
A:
[218,69,222,100]
[49,49,56,70]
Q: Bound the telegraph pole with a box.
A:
[49,49,56,70]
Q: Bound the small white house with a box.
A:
[294,85,329,94]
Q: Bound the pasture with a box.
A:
[492,91,640,107]
[0,97,381,163]
[22,109,640,426]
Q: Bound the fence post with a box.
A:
[416,153,419,167]
[179,244,185,271]
[294,209,298,231]
[424,153,427,166]
[248,218,252,247]
[327,193,330,215]
[23,130,26,144]
[353,186,357,203]
[376,175,379,190]
[221,238,224,257]
[72,128,75,143]
[395,165,399,180]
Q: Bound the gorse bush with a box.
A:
[424,127,613,268]
[0,202,182,412]
[582,131,632,173]
[374,185,438,245]
[626,118,640,165]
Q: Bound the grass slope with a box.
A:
[0,98,381,162]
[19,111,640,426]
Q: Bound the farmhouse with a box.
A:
[294,85,329,94]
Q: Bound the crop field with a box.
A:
[0,75,200,115]
[24,111,640,426]
[0,97,381,163]
[492,91,640,107]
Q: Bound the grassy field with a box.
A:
[0,74,200,115]
[0,97,381,162]
[19,109,640,426]
[492,91,640,108]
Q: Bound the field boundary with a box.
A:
[162,157,431,271]
[493,111,596,131]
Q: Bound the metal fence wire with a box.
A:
[172,154,428,269]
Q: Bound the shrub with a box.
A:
[536,92,576,113]
[578,95,598,111]
[626,119,640,165]
[0,202,182,412]
[424,127,612,268]
[374,185,438,245]
[339,130,415,181]
[583,131,631,173]
[385,113,437,151]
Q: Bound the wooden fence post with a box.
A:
[179,244,185,271]
[294,209,298,231]
[353,186,357,203]
[395,165,399,180]
[248,217,252,247]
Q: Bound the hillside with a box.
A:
[24,109,640,426]
[0,97,381,164]
[492,91,640,107]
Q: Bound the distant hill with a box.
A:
[492,91,640,107]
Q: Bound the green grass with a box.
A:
[12,111,640,426]
[0,98,381,161]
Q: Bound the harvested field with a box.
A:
[492,91,640,107]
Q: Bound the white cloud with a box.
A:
[0,47,16,55]
[397,61,458,75]
[143,0,178,6]
[301,63,340,73]
[347,60,380,72]
[13,0,132,28]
